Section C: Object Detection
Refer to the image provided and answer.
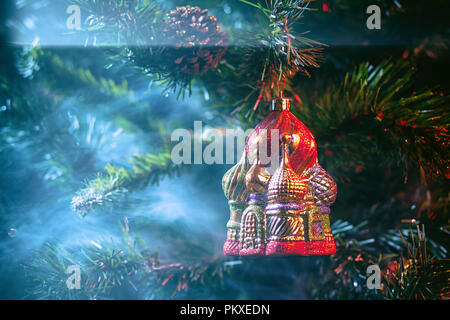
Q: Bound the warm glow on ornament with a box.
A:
[222,98,337,257]
[245,98,318,175]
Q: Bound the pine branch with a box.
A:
[293,59,449,182]
[313,218,448,299]
[23,221,228,299]
[69,0,162,45]
[234,0,324,116]
[72,150,185,216]
[69,0,200,97]
[28,47,132,102]
[23,222,153,299]
[151,256,227,299]
[383,227,450,300]
[70,0,324,108]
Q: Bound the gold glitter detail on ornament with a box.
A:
[245,161,270,194]
[222,153,249,203]
[266,215,305,241]
[267,138,308,204]
[305,206,327,241]
[240,207,265,249]
[227,228,239,241]
[305,164,337,207]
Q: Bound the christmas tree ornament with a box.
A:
[222,97,337,256]
[164,6,229,75]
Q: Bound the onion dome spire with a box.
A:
[267,134,308,204]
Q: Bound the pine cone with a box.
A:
[164,6,229,75]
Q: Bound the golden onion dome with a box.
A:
[267,136,308,204]
[304,164,337,207]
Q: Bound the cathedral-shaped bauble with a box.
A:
[222,98,338,257]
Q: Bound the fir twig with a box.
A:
[72,151,184,216]
[295,59,450,181]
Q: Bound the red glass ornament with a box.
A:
[222,98,337,257]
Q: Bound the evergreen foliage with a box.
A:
[0,0,448,300]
